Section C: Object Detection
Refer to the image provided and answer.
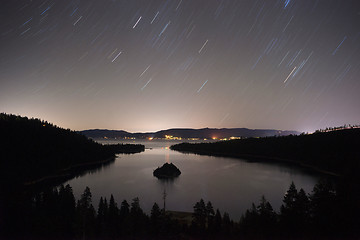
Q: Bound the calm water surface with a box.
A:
[66,139,322,220]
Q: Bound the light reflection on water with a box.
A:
[66,139,323,220]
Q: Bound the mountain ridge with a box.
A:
[80,127,300,139]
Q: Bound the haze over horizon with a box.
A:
[1,0,359,133]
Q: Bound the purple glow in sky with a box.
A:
[1,0,359,132]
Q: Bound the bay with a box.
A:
[66,139,321,220]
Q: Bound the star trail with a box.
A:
[0,0,359,132]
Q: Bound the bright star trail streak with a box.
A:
[139,65,151,77]
[41,6,51,15]
[21,18,33,26]
[284,0,291,9]
[252,55,263,70]
[197,80,208,93]
[284,67,297,83]
[108,48,118,59]
[133,16,142,29]
[73,16,82,26]
[150,11,159,24]
[159,21,170,36]
[332,36,347,55]
[198,39,209,53]
[20,28,31,35]
[111,51,122,62]
[175,0,183,11]
[141,78,152,91]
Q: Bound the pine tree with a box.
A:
[296,188,310,227]
[120,200,130,218]
[130,197,143,216]
[222,212,232,234]
[256,196,277,235]
[214,209,222,233]
[150,202,162,234]
[192,199,207,231]
[309,181,336,234]
[97,197,108,236]
[206,201,215,230]
[58,184,76,237]
[119,200,130,235]
[108,195,119,221]
[107,194,119,236]
[151,202,161,222]
[76,187,96,239]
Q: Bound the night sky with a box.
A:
[1,0,359,132]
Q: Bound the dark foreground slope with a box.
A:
[171,128,360,176]
[0,113,144,188]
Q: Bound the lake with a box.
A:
[66,139,323,220]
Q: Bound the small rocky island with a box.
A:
[153,163,181,179]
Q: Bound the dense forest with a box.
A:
[3,181,359,239]
[170,128,360,176]
[0,113,144,188]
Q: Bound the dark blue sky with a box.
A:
[1,0,359,132]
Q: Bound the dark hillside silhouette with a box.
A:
[0,113,145,238]
[0,113,144,188]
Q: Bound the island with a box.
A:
[153,163,181,179]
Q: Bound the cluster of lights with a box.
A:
[164,135,182,140]
[216,136,242,141]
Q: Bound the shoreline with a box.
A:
[23,156,116,187]
[172,149,341,177]
[22,145,145,188]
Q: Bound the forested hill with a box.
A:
[171,128,360,176]
[0,113,144,187]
